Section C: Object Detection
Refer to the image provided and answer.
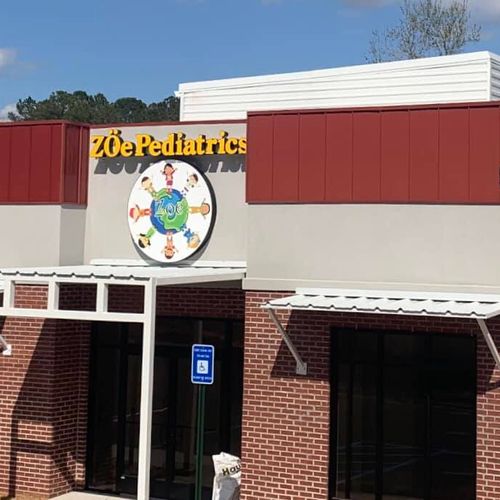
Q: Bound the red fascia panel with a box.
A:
[298,114,326,202]
[352,112,381,202]
[247,101,500,205]
[325,113,353,202]
[0,121,89,205]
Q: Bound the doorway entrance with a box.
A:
[86,317,243,499]
[331,329,476,500]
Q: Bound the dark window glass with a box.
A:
[87,346,120,490]
[332,331,475,500]
[384,333,425,365]
[154,318,197,346]
[351,363,377,500]
[93,322,123,346]
[336,363,350,498]
[383,366,425,500]
[429,336,475,500]
[87,318,243,500]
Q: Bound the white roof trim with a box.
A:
[262,287,500,320]
[89,258,247,269]
[178,51,496,92]
[0,264,246,287]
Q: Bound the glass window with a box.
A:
[87,318,244,499]
[350,363,377,500]
[87,346,120,490]
[332,330,475,500]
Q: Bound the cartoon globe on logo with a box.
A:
[128,160,215,263]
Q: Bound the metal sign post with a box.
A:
[191,344,215,500]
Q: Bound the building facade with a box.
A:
[1,95,500,500]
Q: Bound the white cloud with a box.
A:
[0,49,17,75]
[0,103,16,122]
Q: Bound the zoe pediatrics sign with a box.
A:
[90,129,247,158]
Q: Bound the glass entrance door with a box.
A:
[118,350,183,498]
[86,318,243,500]
[332,330,476,500]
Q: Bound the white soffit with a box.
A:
[262,288,500,320]
[0,264,246,287]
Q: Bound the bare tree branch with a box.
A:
[366,0,481,63]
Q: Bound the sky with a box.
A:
[2,0,500,119]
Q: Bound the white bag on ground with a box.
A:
[211,452,241,500]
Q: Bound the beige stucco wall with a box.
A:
[0,205,86,268]
[84,123,246,264]
[244,204,500,293]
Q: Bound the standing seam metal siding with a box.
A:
[246,102,500,204]
[0,122,89,205]
[490,55,500,99]
[178,52,495,121]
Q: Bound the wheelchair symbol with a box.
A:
[197,360,209,374]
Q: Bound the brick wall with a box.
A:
[242,291,500,500]
[3,285,500,499]
[0,285,90,499]
[0,284,244,499]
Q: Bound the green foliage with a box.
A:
[367,0,481,63]
[8,91,180,123]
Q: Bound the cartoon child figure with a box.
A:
[182,173,199,195]
[162,163,177,193]
[141,176,156,196]
[129,204,151,223]
[189,202,211,217]
[183,228,201,249]
[142,176,172,200]
[163,232,178,260]
[137,227,156,249]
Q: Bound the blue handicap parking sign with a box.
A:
[191,344,215,385]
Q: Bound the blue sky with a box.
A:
[1,0,500,118]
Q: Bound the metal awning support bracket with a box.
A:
[477,319,500,371]
[0,334,11,356]
[266,307,307,375]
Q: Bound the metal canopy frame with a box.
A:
[267,308,307,375]
[0,264,246,500]
[263,288,500,375]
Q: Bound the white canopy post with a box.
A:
[1,279,13,356]
[137,278,157,500]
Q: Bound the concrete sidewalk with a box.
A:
[55,493,134,500]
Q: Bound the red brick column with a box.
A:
[0,285,90,499]
[476,318,500,500]
[241,292,331,500]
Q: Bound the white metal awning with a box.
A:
[0,264,246,324]
[0,262,245,500]
[262,288,500,319]
[262,287,500,376]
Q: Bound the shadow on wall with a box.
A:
[269,309,500,393]
[94,155,245,175]
[3,287,92,499]
[270,309,330,382]
[6,319,90,498]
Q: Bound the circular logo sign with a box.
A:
[128,160,215,263]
